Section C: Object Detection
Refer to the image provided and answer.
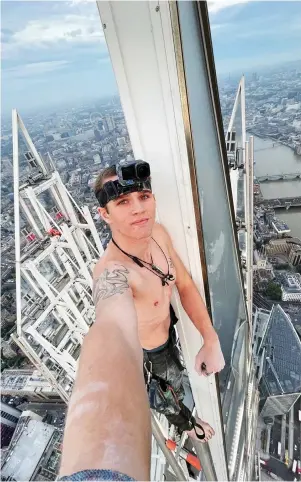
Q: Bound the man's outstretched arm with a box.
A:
[59,262,151,481]
[160,225,225,376]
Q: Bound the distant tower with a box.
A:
[226,76,253,319]
[94,129,102,141]
[103,115,115,132]
[12,110,104,402]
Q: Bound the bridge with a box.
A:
[257,172,301,182]
[254,196,301,209]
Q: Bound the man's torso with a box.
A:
[98,224,176,349]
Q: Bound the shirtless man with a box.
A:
[92,160,225,441]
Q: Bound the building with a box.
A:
[1,369,61,402]
[264,239,290,256]
[1,403,21,448]
[103,115,115,132]
[264,237,301,258]
[94,129,103,142]
[1,411,63,481]
[117,136,126,147]
[1,339,19,359]
[93,153,102,164]
[255,305,301,417]
[271,218,290,236]
[253,258,275,291]
[288,245,301,266]
[281,273,301,302]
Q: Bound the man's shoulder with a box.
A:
[93,254,132,281]
[152,222,172,245]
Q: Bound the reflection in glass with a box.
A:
[176,0,249,464]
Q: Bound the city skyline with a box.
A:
[1,3,300,479]
[2,0,301,116]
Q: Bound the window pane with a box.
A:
[177,0,248,463]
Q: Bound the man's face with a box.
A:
[98,175,156,239]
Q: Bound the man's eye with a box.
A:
[118,199,127,205]
[142,194,150,200]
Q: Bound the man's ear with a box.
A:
[98,206,111,224]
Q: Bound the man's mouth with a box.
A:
[131,218,149,226]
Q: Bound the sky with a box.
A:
[1,0,301,116]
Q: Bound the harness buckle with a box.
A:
[144,360,152,385]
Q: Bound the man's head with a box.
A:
[94,162,156,240]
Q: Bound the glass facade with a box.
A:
[177,0,250,462]
[259,304,301,396]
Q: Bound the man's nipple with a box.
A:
[154,301,159,307]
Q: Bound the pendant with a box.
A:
[167,274,175,281]
[152,264,165,276]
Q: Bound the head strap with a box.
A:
[96,179,152,208]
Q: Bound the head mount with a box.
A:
[96,160,152,208]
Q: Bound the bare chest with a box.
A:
[131,249,176,323]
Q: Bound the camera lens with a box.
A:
[136,162,150,180]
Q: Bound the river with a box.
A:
[253,136,301,238]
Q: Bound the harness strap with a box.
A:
[178,402,206,440]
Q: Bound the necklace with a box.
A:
[112,237,175,286]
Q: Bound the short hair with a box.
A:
[94,165,117,196]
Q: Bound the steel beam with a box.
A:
[281,414,286,461]
[12,109,23,337]
[151,413,187,481]
[288,405,294,464]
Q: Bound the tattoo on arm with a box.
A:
[93,266,130,307]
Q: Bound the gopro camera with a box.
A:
[116,160,150,186]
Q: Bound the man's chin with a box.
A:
[130,220,154,238]
[131,228,153,239]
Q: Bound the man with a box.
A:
[92,160,225,442]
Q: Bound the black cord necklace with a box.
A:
[112,237,175,286]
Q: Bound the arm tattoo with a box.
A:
[93,266,130,307]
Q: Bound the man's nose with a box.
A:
[131,198,145,214]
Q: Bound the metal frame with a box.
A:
[226,77,246,218]
[224,76,256,479]
[12,109,103,400]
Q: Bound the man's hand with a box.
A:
[195,336,225,376]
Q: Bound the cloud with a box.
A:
[3,60,70,79]
[11,14,104,47]
[215,50,301,75]
[208,0,249,14]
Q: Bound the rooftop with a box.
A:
[1,418,55,481]
[271,219,290,234]
[282,273,301,293]
[1,369,57,394]
[260,305,301,397]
